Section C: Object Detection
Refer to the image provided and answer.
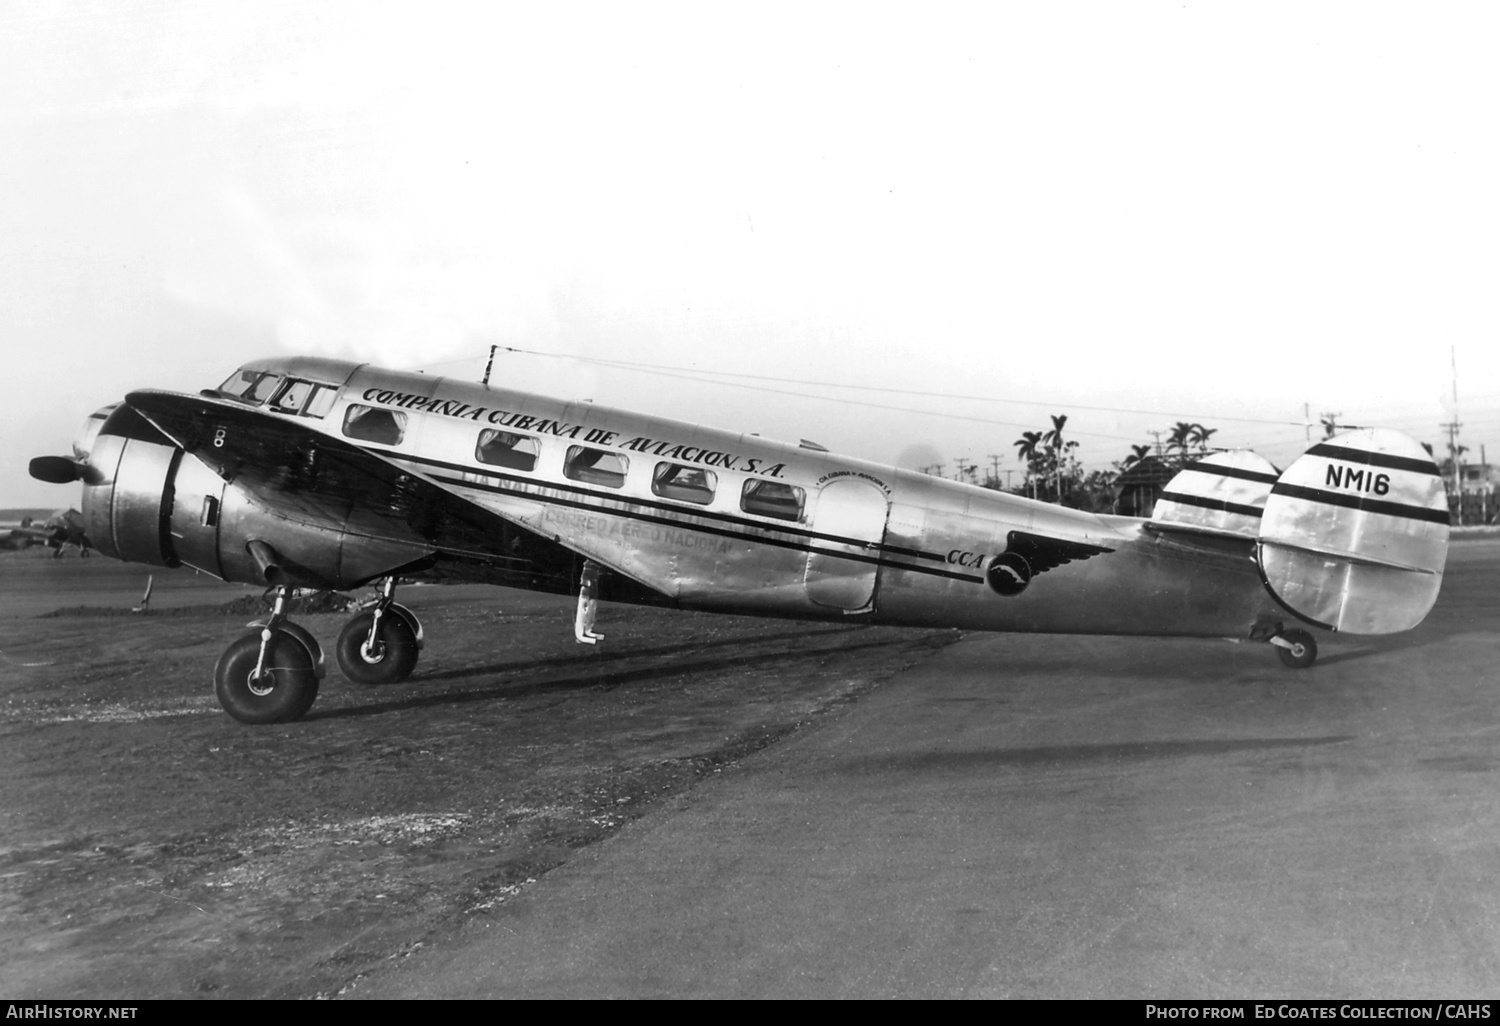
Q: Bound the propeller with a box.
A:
[29,456,86,484]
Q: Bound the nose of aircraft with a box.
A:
[28,403,119,484]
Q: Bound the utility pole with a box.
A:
[1446,345,1464,525]
[1483,444,1490,525]
[987,453,1004,489]
[1442,419,1464,525]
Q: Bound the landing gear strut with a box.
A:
[214,585,324,724]
[336,577,423,685]
[574,559,604,645]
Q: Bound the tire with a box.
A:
[1276,629,1318,669]
[336,611,419,685]
[215,628,320,724]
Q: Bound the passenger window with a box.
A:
[476,430,539,471]
[653,463,716,505]
[741,479,805,521]
[564,446,628,488]
[342,404,406,445]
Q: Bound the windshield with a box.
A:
[217,369,283,405]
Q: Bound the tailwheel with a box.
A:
[336,610,419,685]
[1273,628,1318,669]
[215,627,320,723]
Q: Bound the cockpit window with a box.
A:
[218,369,259,397]
[218,369,283,405]
[303,385,337,418]
[270,379,314,413]
[265,378,338,418]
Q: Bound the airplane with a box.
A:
[0,508,91,557]
[28,356,1450,725]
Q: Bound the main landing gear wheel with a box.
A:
[336,610,418,685]
[1274,629,1318,669]
[215,627,319,724]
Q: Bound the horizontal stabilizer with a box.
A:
[1256,428,1449,634]
[1152,450,1279,538]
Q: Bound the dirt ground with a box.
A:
[0,550,958,999]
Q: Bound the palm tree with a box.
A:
[1188,424,1217,456]
[1122,443,1152,470]
[1042,414,1078,500]
[1165,421,1195,465]
[1013,430,1043,499]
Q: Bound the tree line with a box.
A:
[981,418,1220,512]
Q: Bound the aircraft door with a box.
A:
[167,451,227,579]
[804,478,889,612]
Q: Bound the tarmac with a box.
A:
[348,537,1500,999]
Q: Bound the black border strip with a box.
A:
[1157,491,1265,518]
[1306,444,1439,476]
[1254,542,1337,632]
[1180,463,1279,485]
[383,448,953,562]
[431,472,986,585]
[1270,483,1451,525]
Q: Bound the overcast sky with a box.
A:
[4,0,1497,508]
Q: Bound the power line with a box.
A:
[490,346,1310,428]
[476,348,1149,443]
[426,347,1492,464]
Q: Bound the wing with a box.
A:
[1002,529,1114,576]
[123,390,592,593]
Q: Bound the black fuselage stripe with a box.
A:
[430,472,986,584]
[1158,491,1266,518]
[1270,483,1451,525]
[1181,464,1280,485]
[382,448,951,562]
[1306,444,1439,476]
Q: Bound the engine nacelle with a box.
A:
[80,405,181,567]
[79,404,430,588]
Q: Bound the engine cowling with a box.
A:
[68,403,428,588]
[78,405,184,568]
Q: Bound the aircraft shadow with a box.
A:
[416,624,865,682]
[305,634,902,722]
[832,735,1357,775]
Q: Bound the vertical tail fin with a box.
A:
[1152,449,1281,537]
[1257,429,1449,634]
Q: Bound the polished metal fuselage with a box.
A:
[239,358,1285,638]
[82,356,1287,641]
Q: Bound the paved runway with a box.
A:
[347,538,1499,999]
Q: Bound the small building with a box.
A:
[1113,456,1176,518]
[1442,459,1498,526]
